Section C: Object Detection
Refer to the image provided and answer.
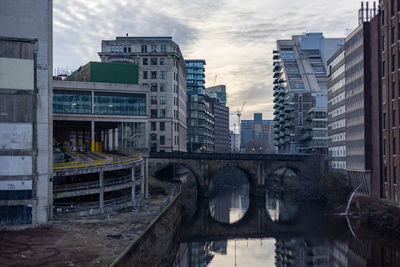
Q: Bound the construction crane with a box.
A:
[213,75,218,86]
[237,101,246,135]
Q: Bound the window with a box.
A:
[150,58,157,65]
[395,167,398,184]
[391,0,395,16]
[393,109,396,127]
[393,81,396,99]
[160,71,165,79]
[151,71,157,79]
[150,133,157,142]
[160,122,165,131]
[151,96,157,105]
[141,45,147,53]
[127,45,131,52]
[160,109,166,118]
[382,10,385,26]
[93,92,146,116]
[151,83,157,92]
[393,54,396,72]
[142,58,148,65]
[161,44,167,52]
[143,71,148,79]
[160,96,166,104]
[160,58,166,65]
[383,61,386,77]
[160,135,165,145]
[392,26,395,45]
[151,44,157,52]
[394,137,397,155]
[384,113,387,129]
[384,139,387,155]
[151,109,157,118]
[160,83,165,92]
[53,91,92,114]
[151,122,156,131]
[384,165,388,182]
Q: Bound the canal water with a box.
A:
[173,167,400,267]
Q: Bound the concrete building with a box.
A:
[0,0,52,226]
[52,80,148,216]
[98,37,187,152]
[327,47,347,171]
[273,33,344,154]
[241,113,275,153]
[344,22,378,195]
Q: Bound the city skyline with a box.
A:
[54,0,361,121]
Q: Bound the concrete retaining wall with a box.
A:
[110,186,184,267]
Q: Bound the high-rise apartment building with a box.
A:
[327,47,347,171]
[185,60,214,152]
[98,37,187,152]
[0,0,53,225]
[273,33,344,154]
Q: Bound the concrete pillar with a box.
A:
[112,128,116,152]
[91,120,95,152]
[99,170,104,214]
[145,158,149,199]
[131,167,136,206]
[141,160,146,197]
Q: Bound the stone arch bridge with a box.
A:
[148,152,322,196]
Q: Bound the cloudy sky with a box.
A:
[54,0,362,125]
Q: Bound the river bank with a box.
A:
[0,178,174,266]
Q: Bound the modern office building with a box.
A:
[206,85,227,105]
[273,33,344,154]
[98,36,187,152]
[241,113,275,153]
[207,94,230,153]
[327,47,347,171]
[344,22,378,195]
[0,0,53,226]
[185,60,214,152]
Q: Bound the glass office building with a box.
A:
[186,60,214,152]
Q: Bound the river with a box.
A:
[172,167,400,267]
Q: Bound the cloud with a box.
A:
[54,0,362,123]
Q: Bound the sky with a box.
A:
[53,0,362,124]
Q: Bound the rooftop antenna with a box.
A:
[213,75,218,86]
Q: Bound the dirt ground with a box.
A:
[0,195,167,267]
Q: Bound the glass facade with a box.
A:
[54,90,146,116]
[53,90,91,114]
[94,92,146,115]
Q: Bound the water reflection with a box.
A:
[175,189,400,267]
[208,167,249,224]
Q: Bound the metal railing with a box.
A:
[149,152,311,161]
[53,153,142,170]
[53,175,141,193]
[54,195,132,215]
[104,175,132,186]
[53,180,99,193]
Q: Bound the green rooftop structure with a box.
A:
[67,61,139,84]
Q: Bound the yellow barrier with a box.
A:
[53,153,142,170]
